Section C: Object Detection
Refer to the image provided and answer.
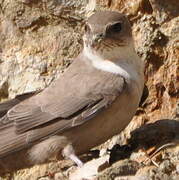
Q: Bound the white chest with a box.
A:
[83,46,139,81]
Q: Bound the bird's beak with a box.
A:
[92,33,105,45]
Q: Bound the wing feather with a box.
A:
[8,97,97,134]
[0,59,125,158]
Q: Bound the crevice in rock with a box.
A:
[0,81,9,101]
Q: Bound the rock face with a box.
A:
[0,0,178,179]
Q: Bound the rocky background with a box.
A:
[0,0,178,179]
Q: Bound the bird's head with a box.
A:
[83,11,134,60]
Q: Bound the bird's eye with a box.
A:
[84,24,90,33]
[109,22,122,33]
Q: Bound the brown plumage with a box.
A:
[0,11,144,175]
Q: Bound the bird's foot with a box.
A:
[69,154,84,168]
[62,144,83,167]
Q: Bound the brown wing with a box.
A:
[26,95,116,143]
[9,95,101,134]
[0,58,125,157]
[0,92,122,157]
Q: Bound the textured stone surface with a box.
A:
[0,0,96,100]
[0,0,178,179]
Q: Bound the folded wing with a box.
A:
[0,60,125,157]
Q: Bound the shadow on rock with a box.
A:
[109,119,179,164]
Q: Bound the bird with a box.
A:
[0,11,144,175]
